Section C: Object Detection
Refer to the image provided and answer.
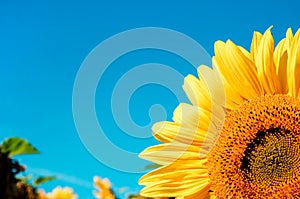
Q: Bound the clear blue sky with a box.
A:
[0,0,299,198]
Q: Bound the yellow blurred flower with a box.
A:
[45,186,77,199]
[93,176,115,199]
[38,190,47,199]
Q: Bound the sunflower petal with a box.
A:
[152,122,218,146]
[139,143,208,165]
[183,65,227,112]
[274,38,288,93]
[172,103,211,130]
[212,58,244,109]
[286,27,294,46]
[250,31,263,62]
[183,183,211,199]
[196,66,226,108]
[255,27,281,94]
[139,160,210,198]
[182,74,211,110]
[287,29,300,98]
[214,40,262,100]
[172,103,223,143]
[239,46,251,60]
[274,38,286,70]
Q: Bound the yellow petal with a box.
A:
[212,58,244,109]
[183,183,211,199]
[273,28,294,94]
[182,74,211,110]
[183,65,227,113]
[139,159,208,184]
[274,38,286,70]
[239,46,251,60]
[274,38,288,93]
[139,142,208,165]
[250,31,263,62]
[286,27,294,47]
[172,103,211,131]
[197,66,226,108]
[287,28,300,97]
[214,40,262,100]
[140,179,210,198]
[255,27,281,94]
[139,160,209,198]
[171,103,223,145]
[152,121,218,146]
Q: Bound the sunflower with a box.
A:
[138,27,300,199]
[45,186,77,199]
[93,176,116,199]
[38,190,47,199]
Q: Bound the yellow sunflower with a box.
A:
[45,186,77,199]
[138,27,300,199]
[38,190,47,199]
[93,176,116,199]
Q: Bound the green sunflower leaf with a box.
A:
[17,175,33,184]
[1,137,39,156]
[33,176,56,187]
[143,163,161,170]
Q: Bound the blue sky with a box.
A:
[0,0,299,198]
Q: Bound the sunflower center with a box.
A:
[241,127,300,187]
[208,94,300,198]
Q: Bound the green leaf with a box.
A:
[17,175,33,184]
[1,137,39,156]
[143,163,161,170]
[33,176,56,187]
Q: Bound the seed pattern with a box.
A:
[207,94,300,198]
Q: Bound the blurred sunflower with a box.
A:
[139,27,300,198]
[38,190,47,199]
[93,176,116,199]
[45,186,77,199]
